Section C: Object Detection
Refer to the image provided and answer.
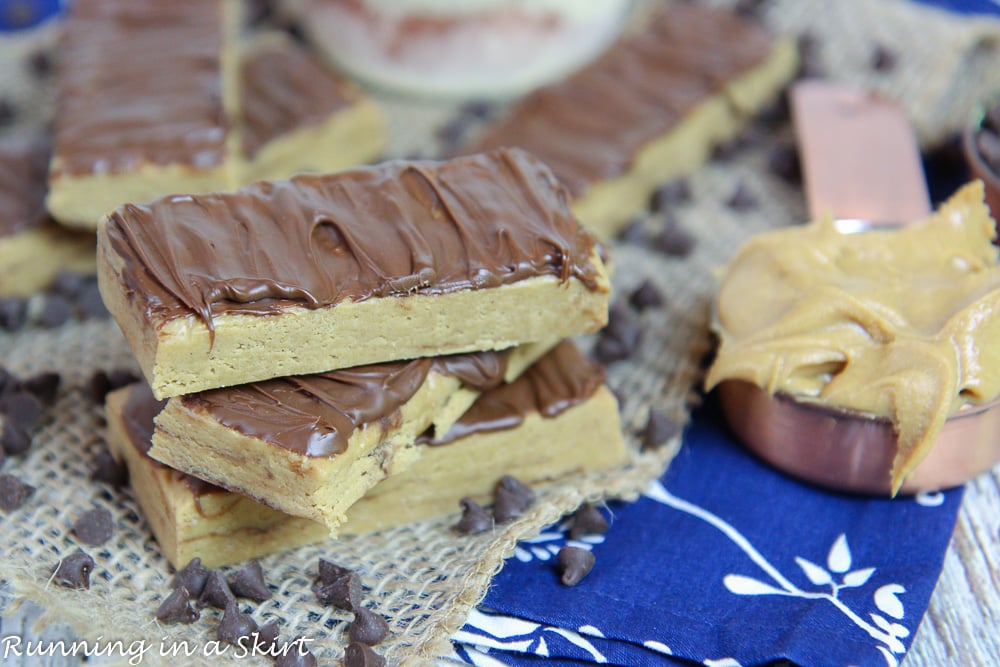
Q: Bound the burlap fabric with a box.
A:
[2,1,999,665]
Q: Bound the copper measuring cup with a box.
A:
[715,81,1000,495]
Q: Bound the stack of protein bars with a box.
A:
[97,148,627,569]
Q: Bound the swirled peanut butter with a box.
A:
[706,182,1000,491]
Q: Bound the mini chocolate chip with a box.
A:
[217,600,258,645]
[198,569,235,609]
[871,45,896,72]
[569,503,609,539]
[0,391,43,430]
[643,409,679,451]
[0,298,27,332]
[454,497,492,535]
[734,0,769,18]
[0,473,34,511]
[1,422,32,456]
[0,368,15,395]
[977,131,1000,173]
[435,117,467,152]
[172,557,210,597]
[628,280,664,311]
[38,294,73,328]
[767,144,801,184]
[87,369,140,405]
[52,550,94,589]
[493,475,535,524]
[593,304,642,363]
[349,607,390,645]
[796,33,823,79]
[254,618,280,653]
[0,445,4,469]
[76,282,108,319]
[156,586,200,625]
[73,507,114,546]
[229,560,272,601]
[726,182,758,211]
[21,372,60,406]
[276,637,318,667]
[52,272,86,297]
[343,642,385,667]
[461,100,496,120]
[26,50,53,78]
[90,449,128,488]
[314,572,363,611]
[616,218,647,244]
[0,100,15,127]
[317,558,353,585]
[649,179,692,212]
[107,368,140,390]
[558,546,595,586]
[650,221,695,258]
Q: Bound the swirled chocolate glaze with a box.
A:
[123,383,223,497]
[105,148,604,332]
[468,4,773,196]
[51,0,228,178]
[425,341,605,446]
[0,138,49,238]
[177,349,511,458]
[240,40,359,159]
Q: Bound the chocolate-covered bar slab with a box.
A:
[107,342,626,566]
[47,0,242,229]
[0,137,95,296]
[238,34,386,183]
[147,343,555,531]
[98,148,609,398]
[469,2,798,238]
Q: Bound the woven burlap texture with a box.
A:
[2,1,999,665]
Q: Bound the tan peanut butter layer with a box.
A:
[0,137,95,296]
[98,148,609,398]
[109,341,624,566]
[468,2,797,238]
[705,182,1000,493]
[148,343,553,530]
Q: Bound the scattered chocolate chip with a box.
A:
[755,94,792,130]
[0,99,15,127]
[0,445,4,469]
[217,600,258,645]
[493,474,535,524]
[172,557,210,597]
[435,117,468,152]
[317,558,353,585]
[229,560,272,601]
[21,372,60,406]
[156,586,200,624]
[615,217,647,245]
[0,368,14,395]
[593,303,642,363]
[52,272,86,297]
[642,409,679,451]
[454,497,492,535]
[72,507,114,546]
[734,0,769,18]
[0,473,34,511]
[871,45,896,73]
[254,618,280,654]
[984,103,1000,135]
[276,637,319,667]
[726,182,758,211]
[349,607,390,645]
[767,143,801,184]
[977,131,1000,173]
[342,642,385,667]
[628,280,664,311]
[460,100,496,121]
[649,220,695,258]
[26,49,53,78]
[1,422,32,456]
[796,33,823,79]
[107,368,140,390]
[0,391,43,430]
[87,369,140,405]
[38,294,73,328]
[557,546,595,586]
[569,503,609,540]
[52,550,94,589]
[0,298,27,331]
[314,571,363,611]
[76,282,109,319]
[711,138,742,162]
[649,179,692,212]
[90,448,128,488]
[198,569,235,609]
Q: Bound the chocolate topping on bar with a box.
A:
[469,4,773,197]
[104,149,603,334]
[52,0,228,178]
[240,40,357,159]
[426,342,606,446]
[0,138,48,238]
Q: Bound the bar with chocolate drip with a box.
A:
[468,2,798,237]
[98,148,609,398]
